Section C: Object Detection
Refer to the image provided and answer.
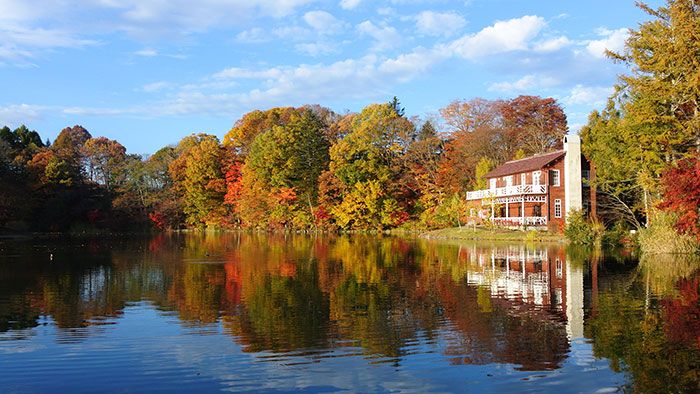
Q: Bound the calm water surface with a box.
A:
[0,233,698,393]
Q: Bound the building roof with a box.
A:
[482,150,566,179]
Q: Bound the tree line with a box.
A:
[0,95,568,232]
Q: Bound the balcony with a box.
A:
[466,184,547,201]
[492,217,547,226]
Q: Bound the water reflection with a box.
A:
[587,253,700,393]
[0,234,698,392]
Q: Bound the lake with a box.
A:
[0,233,698,393]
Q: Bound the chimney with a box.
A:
[564,135,582,220]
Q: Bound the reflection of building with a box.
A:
[466,136,596,230]
[464,245,584,339]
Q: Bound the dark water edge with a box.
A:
[0,233,698,393]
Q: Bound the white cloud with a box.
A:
[139,82,172,92]
[1,0,320,46]
[378,47,446,82]
[273,26,313,41]
[213,67,284,80]
[179,49,443,113]
[133,48,187,59]
[564,84,614,106]
[77,47,445,117]
[534,36,572,52]
[303,11,344,34]
[0,0,56,23]
[415,11,466,37]
[62,107,135,116]
[2,26,94,48]
[134,49,158,57]
[586,28,629,58]
[0,104,48,125]
[488,74,558,92]
[236,28,270,43]
[450,15,546,59]
[340,0,362,10]
[0,25,95,61]
[356,21,402,52]
[568,123,585,133]
[107,0,319,34]
[296,42,340,56]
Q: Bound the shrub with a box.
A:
[564,209,593,244]
[603,222,631,246]
[589,217,606,246]
[564,209,610,245]
[638,210,700,254]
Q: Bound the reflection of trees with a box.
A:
[227,267,330,352]
[8,232,697,389]
[0,235,181,337]
[587,254,700,393]
[0,251,43,334]
[1,233,576,370]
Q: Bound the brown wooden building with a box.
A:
[466,135,596,230]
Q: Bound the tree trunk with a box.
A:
[644,188,649,228]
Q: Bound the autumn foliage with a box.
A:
[1,95,572,232]
[659,155,700,241]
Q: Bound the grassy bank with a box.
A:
[420,226,566,242]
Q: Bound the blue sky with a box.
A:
[0,0,663,154]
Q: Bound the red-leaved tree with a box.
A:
[659,155,700,241]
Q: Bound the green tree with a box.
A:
[328,103,414,229]
[611,0,700,155]
[239,110,330,228]
[473,157,495,191]
[0,125,44,169]
[580,101,648,228]
[169,134,226,228]
[223,107,303,156]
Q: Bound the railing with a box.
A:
[466,184,547,200]
[492,217,547,226]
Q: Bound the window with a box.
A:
[517,205,522,217]
[533,204,542,217]
[551,170,560,187]
[521,173,527,185]
[505,175,513,187]
[554,199,562,218]
[533,171,541,185]
[582,170,590,181]
[490,178,497,190]
[555,258,563,279]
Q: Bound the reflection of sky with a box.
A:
[0,302,623,393]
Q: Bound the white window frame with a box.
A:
[521,173,527,185]
[505,175,513,187]
[490,178,497,190]
[554,199,562,218]
[551,170,560,187]
[533,171,541,185]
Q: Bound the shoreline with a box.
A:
[416,227,567,243]
[1,226,568,245]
